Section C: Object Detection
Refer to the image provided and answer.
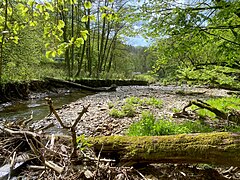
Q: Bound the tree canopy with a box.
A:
[0,0,239,87]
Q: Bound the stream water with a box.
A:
[0,90,94,122]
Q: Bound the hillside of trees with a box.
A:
[0,0,239,88]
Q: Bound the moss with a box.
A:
[89,132,240,163]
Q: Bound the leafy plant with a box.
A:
[122,104,136,117]
[127,111,213,136]
[77,134,91,151]
[125,96,141,105]
[109,96,163,118]
[143,97,163,108]
[109,108,125,118]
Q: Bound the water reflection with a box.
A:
[0,90,94,122]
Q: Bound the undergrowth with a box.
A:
[127,111,213,136]
[109,96,163,118]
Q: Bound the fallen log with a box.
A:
[45,77,117,92]
[89,132,240,167]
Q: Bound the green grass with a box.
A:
[125,96,163,108]
[109,96,163,118]
[109,108,126,118]
[127,111,213,136]
[144,97,163,108]
[192,97,240,119]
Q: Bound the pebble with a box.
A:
[32,85,231,136]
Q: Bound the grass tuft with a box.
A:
[127,111,213,136]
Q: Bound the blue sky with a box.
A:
[126,36,151,47]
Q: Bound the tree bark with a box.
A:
[89,132,240,167]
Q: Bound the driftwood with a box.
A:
[45,97,90,159]
[89,133,240,167]
[173,99,240,124]
[45,77,117,92]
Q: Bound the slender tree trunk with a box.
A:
[60,7,70,78]
[86,8,92,77]
[0,0,8,82]
[70,4,75,77]
[75,41,86,77]
[98,16,106,76]
[107,37,117,72]
[102,21,111,71]
[0,42,4,83]
[96,1,100,78]
[90,24,96,77]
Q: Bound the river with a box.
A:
[0,90,94,122]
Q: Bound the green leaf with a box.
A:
[70,37,75,44]
[89,15,96,21]
[44,12,50,20]
[101,13,107,19]
[12,36,19,44]
[80,30,89,41]
[69,0,77,5]
[27,0,35,7]
[36,4,44,13]
[46,51,52,58]
[7,7,13,15]
[75,37,84,47]
[84,1,92,9]
[45,43,51,49]
[109,0,114,2]
[52,51,57,57]
[29,21,37,27]
[81,15,88,22]
[17,3,28,14]
[46,51,56,58]
[58,20,65,29]
[45,2,54,12]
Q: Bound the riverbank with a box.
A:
[1,84,238,179]
[32,85,231,136]
[0,79,148,104]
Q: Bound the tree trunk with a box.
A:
[0,0,9,82]
[89,132,240,167]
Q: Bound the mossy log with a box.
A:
[89,132,240,166]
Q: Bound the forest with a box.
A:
[0,0,238,86]
[1,0,240,179]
